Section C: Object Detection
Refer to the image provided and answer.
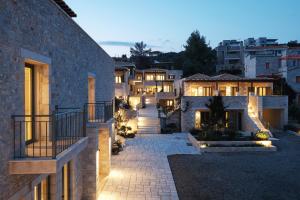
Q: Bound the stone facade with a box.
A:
[0,0,114,199]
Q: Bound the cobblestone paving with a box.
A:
[99,133,199,200]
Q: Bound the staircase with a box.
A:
[137,101,161,134]
[247,96,273,137]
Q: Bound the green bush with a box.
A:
[255,131,270,140]
[224,129,237,140]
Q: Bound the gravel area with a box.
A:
[168,132,300,200]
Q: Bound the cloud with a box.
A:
[99,40,161,48]
[99,41,135,47]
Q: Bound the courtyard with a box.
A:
[99,133,199,200]
[168,132,300,200]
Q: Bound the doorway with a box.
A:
[88,76,95,120]
[24,63,35,144]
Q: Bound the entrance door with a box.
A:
[24,64,35,144]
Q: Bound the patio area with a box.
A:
[99,133,199,200]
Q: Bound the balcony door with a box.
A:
[88,76,95,120]
[24,64,35,144]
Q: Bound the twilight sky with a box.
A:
[65,0,300,57]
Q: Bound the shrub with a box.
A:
[255,131,270,140]
[224,129,237,140]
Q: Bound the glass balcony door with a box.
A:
[24,64,35,144]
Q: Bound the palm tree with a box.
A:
[130,41,151,57]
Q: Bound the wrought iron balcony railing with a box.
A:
[12,108,85,159]
[84,101,113,123]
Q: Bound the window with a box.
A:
[145,74,154,81]
[219,86,226,96]
[156,74,165,81]
[168,75,175,79]
[203,87,212,96]
[163,85,172,92]
[115,76,122,83]
[136,75,142,80]
[231,87,239,96]
[256,87,271,96]
[34,176,50,200]
[195,111,209,129]
[265,62,270,69]
[296,76,300,83]
[191,87,211,96]
[166,100,173,107]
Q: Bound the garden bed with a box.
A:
[188,134,277,152]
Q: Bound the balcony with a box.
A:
[84,101,114,123]
[10,108,88,174]
[155,92,176,100]
[181,96,248,110]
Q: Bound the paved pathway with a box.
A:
[99,133,199,200]
[137,104,160,134]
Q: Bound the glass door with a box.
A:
[24,64,35,144]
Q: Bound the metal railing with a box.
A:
[84,101,113,123]
[12,108,85,159]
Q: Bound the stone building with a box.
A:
[181,73,288,134]
[114,65,183,110]
[0,0,114,199]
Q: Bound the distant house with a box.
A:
[244,45,300,104]
[181,73,288,133]
[114,62,183,110]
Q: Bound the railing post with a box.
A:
[12,116,15,159]
[83,106,86,137]
[51,110,57,159]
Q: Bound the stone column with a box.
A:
[81,124,99,200]
[98,127,111,192]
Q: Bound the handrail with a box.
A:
[12,109,85,159]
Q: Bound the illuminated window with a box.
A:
[256,87,271,96]
[156,74,165,81]
[163,85,172,92]
[219,86,226,96]
[225,111,229,128]
[296,76,300,83]
[203,87,212,96]
[195,111,209,128]
[191,87,198,96]
[195,111,201,129]
[231,87,239,96]
[137,75,142,80]
[168,75,175,79]
[166,100,173,106]
[115,76,122,83]
[34,176,50,200]
[146,74,154,81]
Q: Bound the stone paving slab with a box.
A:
[99,133,199,200]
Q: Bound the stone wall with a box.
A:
[0,0,114,199]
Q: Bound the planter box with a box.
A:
[187,134,277,152]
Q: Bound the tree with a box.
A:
[183,30,216,76]
[287,40,300,47]
[130,41,152,69]
[130,41,151,57]
[205,95,227,131]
